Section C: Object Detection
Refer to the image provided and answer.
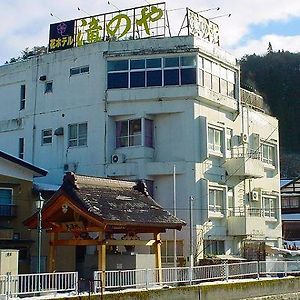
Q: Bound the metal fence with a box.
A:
[0,272,78,299]
[94,261,300,293]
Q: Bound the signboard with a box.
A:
[49,20,75,51]
[187,9,220,45]
[49,2,166,52]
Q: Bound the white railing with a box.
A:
[94,261,300,292]
[1,272,78,299]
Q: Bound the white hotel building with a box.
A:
[0,30,281,262]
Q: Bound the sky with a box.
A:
[1,0,300,65]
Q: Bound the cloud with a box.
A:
[231,34,300,58]
[1,0,300,64]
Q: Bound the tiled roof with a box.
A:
[61,174,185,228]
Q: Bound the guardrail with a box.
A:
[0,272,78,299]
[94,261,300,293]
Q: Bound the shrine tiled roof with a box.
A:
[60,173,185,229]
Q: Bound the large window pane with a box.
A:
[146,58,161,68]
[181,56,197,67]
[181,68,196,85]
[108,73,128,89]
[164,69,179,85]
[147,70,162,86]
[130,71,145,88]
[204,72,212,89]
[212,75,220,92]
[107,60,128,71]
[129,119,141,135]
[145,119,153,147]
[130,59,145,70]
[164,57,179,68]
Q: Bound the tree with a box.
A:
[5,46,47,64]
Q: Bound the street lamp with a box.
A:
[36,193,45,273]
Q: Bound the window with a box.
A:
[68,123,87,147]
[208,127,222,154]
[199,58,237,99]
[158,240,184,264]
[107,55,197,89]
[263,196,276,218]
[261,143,275,165]
[228,188,234,214]
[20,84,26,110]
[204,240,225,256]
[281,196,299,209]
[19,138,24,159]
[70,65,89,76]
[209,187,224,214]
[44,81,53,93]
[116,118,153,148]
[0,189,13,217]
[42,129,52,145]
[226,128,233,157]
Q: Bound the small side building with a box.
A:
[0,150,47,273]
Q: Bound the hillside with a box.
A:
[240,51,300,178]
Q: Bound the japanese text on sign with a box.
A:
[48,3,166,52]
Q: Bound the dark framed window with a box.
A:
[70,65,89,76]
[44,81,53,93]
[20,85,26,110]
[19,138,24,159]
[42,129,52,145]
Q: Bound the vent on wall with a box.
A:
[111,154,126,164]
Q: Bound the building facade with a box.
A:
[0,32,281,262]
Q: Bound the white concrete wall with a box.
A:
[0,35,281,260]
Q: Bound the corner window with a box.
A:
[116,118,153,148]
[44,81,53,93]
[20,85,26,110]
[200,57,237,99]
[42,129,52,145]
[261,143,275,165]
[209,187,225,215]
[19,138,24,159]
[208,127,222,154]
[263,196,276,219]
[70,65,89,76]
[68,123,87,147]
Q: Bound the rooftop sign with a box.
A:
[187,9,220,45]
[48,2,166,52]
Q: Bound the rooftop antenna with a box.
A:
[144,0,151,4]
[107,1,120,11]
[50,13,63,22]
[77,7,91,16]
[198,7,220,13]
[209,13,231,20]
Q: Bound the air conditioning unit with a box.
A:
[241,133,248,144]
[250,190,260,202]
[63,163,77,172]
[111,153,125,164]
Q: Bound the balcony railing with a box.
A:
[228,207,264,217]
[0,204,17,217]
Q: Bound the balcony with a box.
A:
[228,208,266,237]
[0,204,17,217]
[224,146,264,178]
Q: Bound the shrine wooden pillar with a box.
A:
[154,232,162,283]
[48,232,57,272]
[98,231,106,291]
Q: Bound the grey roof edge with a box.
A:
[0,150,48,177]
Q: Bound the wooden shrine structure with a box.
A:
[24,173,185,275]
